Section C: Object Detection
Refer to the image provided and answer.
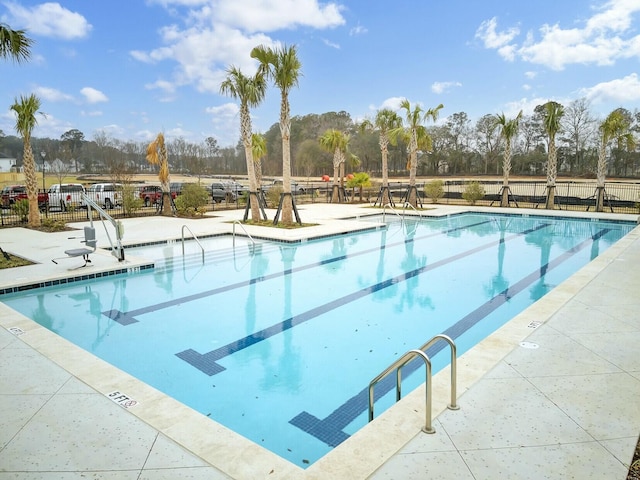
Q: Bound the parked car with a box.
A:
[169,182,194,196]
[84,183,122,209]
[268,179,307,194]
[1,185,49,210]
[210,181,238,203]
[48,183,85,211]
[139,185,176,207]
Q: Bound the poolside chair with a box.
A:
[52,226,97,268]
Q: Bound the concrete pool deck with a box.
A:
[0,203,638,479]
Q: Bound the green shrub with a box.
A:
[175,183,209,216]
[11,199,29,222]
[266,185,283,208]
[424,180,444,203]
[122,184,143,216]
[462,181,485,205]
[40,217,67,232]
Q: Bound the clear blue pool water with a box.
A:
[1,213,634,467]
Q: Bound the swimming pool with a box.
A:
[1,212,634,468]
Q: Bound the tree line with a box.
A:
[3,100,639,183]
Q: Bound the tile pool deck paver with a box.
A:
[0,203,638,479]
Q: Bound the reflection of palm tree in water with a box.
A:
[527,224,554,301]
[396,220,433,312]
[33,294,55,331]
[245,244,269,334]
[261,245,302,389]
[370,227,398,301]
[320,238,347,275]
[590,230,600,261]
[154,247,175,294]
[484,218,510,299]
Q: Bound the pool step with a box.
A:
[154,240,279,271]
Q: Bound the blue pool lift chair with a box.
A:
[52,226,97,268]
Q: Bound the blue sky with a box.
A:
[1,0,639,148]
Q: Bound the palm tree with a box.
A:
[393,100,443,207]
[251,44,302,225]
[538,101,564,209]
[251,132,267,191]
[220,66,267,221]
[10,94,42,227]
[494,110,522,207]
[0,23,33,63]
[596,109,636,211]
[146,133,172,215]
[319,129,351,203]
[360,108,403,206]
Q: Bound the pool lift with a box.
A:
[52,194,125,268]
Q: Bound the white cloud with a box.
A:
[350,24,367,36]
[130,0,345,97]
[34,86,74,102]
[579,73,640,103]
[211,0,345,33]
[80,87,108,104]
[431,81,462,94]
[207,102,239,119]
[371,97,405,112]
[524,71,537,79]
[322,38,340,49]
[475,17,520,51]
[477,1,640,70]
[206,102,240,145]
[4,2,92,40]
[501,95,570,118]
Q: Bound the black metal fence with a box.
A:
[355,180,640,215]
[1,180,639,227]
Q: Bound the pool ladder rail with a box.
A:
[382,202,423,222]
[181,225,205,263]
[180,223,257,265]
[368,334,459,434]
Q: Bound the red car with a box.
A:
[1,185,48,210]
[139,185,176,207]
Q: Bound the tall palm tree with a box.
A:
[251,44,302,225]
[392,100,443,207]
[10,94,42,227]
[539,101,564,209]
[220,66,267,221]
[494,110,522,207]
[596,109,636,211]
[360,108,403,206]
[0,23,33,63]
[146,133,172,215]
[319,129,349,203]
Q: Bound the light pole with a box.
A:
[40,151,46,191]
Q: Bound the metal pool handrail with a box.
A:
[369,349,435,433]
[402,201,423,220]
[181,225,204,263]
[368,334,459,434]
[382,203,402,222]
[418,334,459,411]
[232,220,256,247]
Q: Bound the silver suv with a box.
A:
[48,183,85,211]
[84,183,122,209]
